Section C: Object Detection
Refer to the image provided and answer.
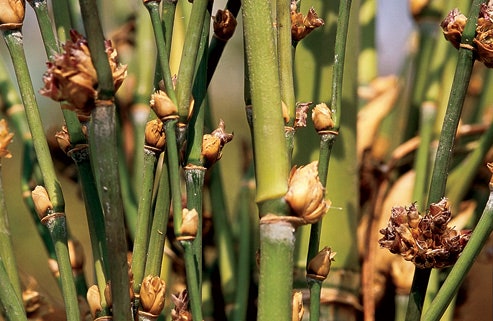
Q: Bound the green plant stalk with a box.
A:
[358,0,377,85]
[406,1,484,320]
[26,0,59,57]
[422,179,493,321]
[79,0,132,318]
[182,240,204,321]
[0,161,22,300]
[145,0,177,103]
[2,29,65,213]
[161,0,177,57]
[132,147,159,295]
[276,0,296,126]
[0,258,28,321]
[43,215,80,321]
[144,157,171,277]
[175,0,209,122]
[69,146,109,312]
[120,151,139,240]
[51,0,73,42]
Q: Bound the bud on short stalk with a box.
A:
[213,9,237,41]
[312,103,335,132]
[307,247,336,281]
[31,186,53,219]
[0,0,25,29]
[179,208,199,238]
[150,90,178,119]
[144,119,166,151]
[139,275,166,318]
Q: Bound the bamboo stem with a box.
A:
[0,258,28,321]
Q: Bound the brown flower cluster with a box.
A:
[291,6,324,42]
[40,30,127,118]
[441,5,493,68]
[379,199,470,269]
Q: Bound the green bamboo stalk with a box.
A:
[51,0,73,42]
[0,160,22,300]
[132,147,159,296]
[26,0,59,57]
[144,156,171,277]
[242,0,293,320]
[79,0,132,319]
[422,165,493,321]
[406,1,484,319]
[161,0,177,58]
[0,258,28,321]
[358,0,377,86]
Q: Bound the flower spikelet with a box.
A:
[140,275,166,316]
[0,0,25,29]
[201,119,233,167]
[171,290,193,321]
[307,246,336,281]
[31,186,53,219]
[440,8,467,49]
[291,7,324,41]
[285,161,329,224]
[379,199,471,269]
[0,119,14,158]
[145,119,166,150]
[312,103,334,132]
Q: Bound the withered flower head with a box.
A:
[474,17,493,68]
[145,119,166,150]
[291,7,324,42]
[139,275,166,317]
[379,199,471,269]
[285,161,330,224]
[40,30,127,116]
[201,119,233,167]
[312,103,334,132]
[150,90,178,119]
[171,290,193,321]
[22,289,41,314]
[86,285,102,318]
[0,0,25,30]
[480,2,493,22]
[55,126,72,154]
[440,8,467,49]
[0,119,14,158]
[179,208,199,238]
[295,102,311,128]
[306,246,336,281]
[292,291,304,321]
[31,186,53,219]
[213,9,237,41]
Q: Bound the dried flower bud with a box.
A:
[440,8,467,49]
[150,90,178,119]
[87,285,103,318]
[291,7,324,42]
[180,208,198,237]
[0,0,25,29]
[379,199,471,269]
[139,275,166,316]
[292,291,304,321]
[213,9,237,41]
[22,289,41,313]
[31,186,53,219]
[306,247,336,281]
[55,126,72,154]
[295,102,311,128]
[40,30,127,116]
[201,119,233,167]
[285,161,330,224]
[312,103,334,132]
[171,290,193,321]
[145,119,166,150]
[0,119,14,158]
[474,18,493,68]
[68,239,85,273]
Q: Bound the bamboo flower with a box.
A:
[144,119,166,150]
[87,285,103,318]
[312,103,335,132]
[179,208,199,238]
[0,0,25,29]
[139,275,166,317]
[306,246,336,281]
[474,5,493,68]
[0,119,14,158]
[285,161,330,224]
[171,290,193,321]
[440,8,467,49]
[290,7,324,42]
[31,186,53,219]
[200,119,233,167]
[213,9,237,41]
[40,30,127,118]
[379,199,471,269]
[150,90,178,119]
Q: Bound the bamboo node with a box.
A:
[259,213,305,228]
[459,43,475,51]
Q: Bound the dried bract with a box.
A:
[55,126,72,154]
[0,119,14,158]
[291,7,324,42]
[285,161,329,224]
[140,275,166,316]
[86,285,102,318]
[294,102,311,128]
[440,8,467,49]
[171,290,193,321]
[145,119,166,150]
[40,30,127,116]
[31,186,53,219]
[312,103,334,132]
[0,0,25,29]
[379,199,471,269]
[150,90,178,119]
[213,9,237,41]
[201,119,233,167]
[307,246,336,281]
[292,291,304,321]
